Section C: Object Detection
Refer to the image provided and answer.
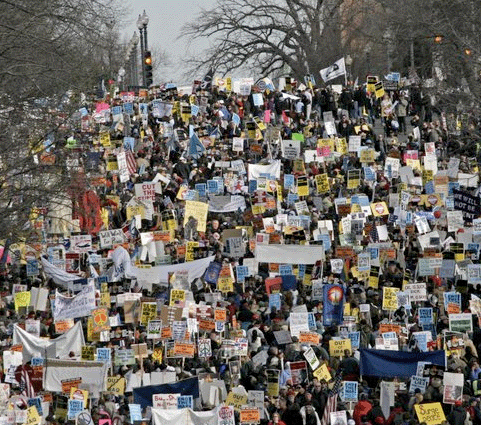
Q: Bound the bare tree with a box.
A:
[379,0,481,101]
[0,0,128,242]
[181,0,346,80]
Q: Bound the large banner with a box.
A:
[133,377,200,409]
[248,160,281,180]
[360,349,445,378]
[53,282,96,321]
[152,407,218,425]
[43,359,108,398]
[13,321,85,362]
[255,245,325,264]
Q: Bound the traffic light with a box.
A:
[144,50,153,87]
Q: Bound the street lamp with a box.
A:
[137,11,149,87]
[137,14,145,86]
[141,10,149,50]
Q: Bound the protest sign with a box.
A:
[414,403,446,425]
[329,339,352,357]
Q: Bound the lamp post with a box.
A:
[137,14,145,86]
[137,11,149,87]
[131,32,139,87]
[141,10,149,50]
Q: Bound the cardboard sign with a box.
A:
[382,287,399,311]
[226,392,248,411]
[173,342,195,358]
[105,376,126,395]
[329,339,352,357]
[414,402,446,425]
[240,408,260,424]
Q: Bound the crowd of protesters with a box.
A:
[1,75,481,425]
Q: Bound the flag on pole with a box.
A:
[16,365,35,398]
[200,68,214,91]
[187,133,206,159]
[320,58,346,83]
[321,372,343,425]
[125,148,137,175]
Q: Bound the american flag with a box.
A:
[125,148,137,175]
[18,366,35,398]
[321,372,343,425]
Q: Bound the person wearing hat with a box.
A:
[448,400,467,425]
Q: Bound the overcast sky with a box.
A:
[123,0,217,84]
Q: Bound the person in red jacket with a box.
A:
[269,412,287,425]
[353,394,373,425]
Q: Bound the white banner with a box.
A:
[152,407,219,425]
[255,244,325,264]
[13,321,85,362]
[248,160,281,181]
[43,359,108,398]
[134,255,216,287]
[53,282,96,321]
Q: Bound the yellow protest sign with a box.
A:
[360,149,375,163]
[15,291,31,311]
[414,403,446,425]
[315,174,330,194]
[152,347,163,363]
[382,287,399,311]
[226,392,248,411]
[126,204,145,220]
[371,202,389,216]
[329,339,352,357]
[70,388,89,408]
[185,241,199,262]
[105,376,126,395]
[217,277,234,293]
[169,289,186,307]
[91,308,110,334]
[26,406,40,425]
[184,201,208,232]
[81,345,95,361]
[100,132,111,148]
[99,292,111,308]
[140,302,157,326]
[369,267,380,289]
[313,363,332,382]
[366,76,378,93]
[406,159,422,172]
[252,205,266,215]
[374,81,385,99]
[335,138,348,155]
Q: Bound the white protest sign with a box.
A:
[152,393,180,410]
[53,282,96,321]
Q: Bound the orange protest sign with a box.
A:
[299,332,320,345]
[199,319,215,331]
[91,307,110,333]
[215,308,227,322]
[378,324,401,335]
[447,303,460,314]
[240,408,260,424]
[173,342,195,357]
[161,327,172,339]
[61,377,82,394]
